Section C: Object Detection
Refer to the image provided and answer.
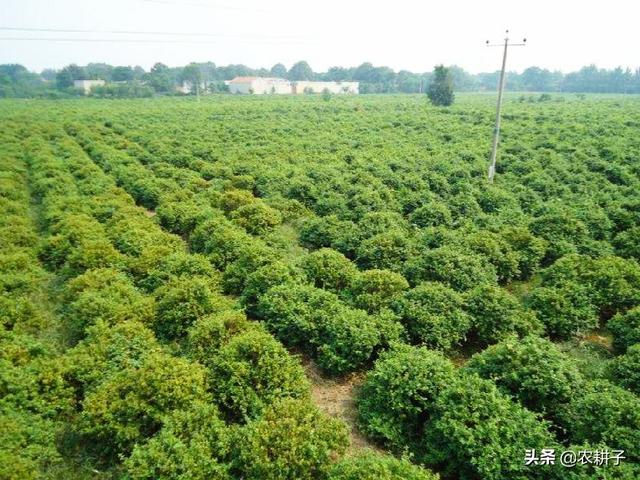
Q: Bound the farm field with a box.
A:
[2,93,640,479]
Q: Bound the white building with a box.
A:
[73,79,105,94]
[292,81,359,94]
[228,76,292,95]
[227,77,359,95]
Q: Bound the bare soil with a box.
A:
[303,359,382,454]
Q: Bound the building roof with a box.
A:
[228,76,260,84]
[229,76,289,84]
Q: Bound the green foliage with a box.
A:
[258,283,383,374]
[404,246,497,290]
[501,226,548,279]
[186,310,255,362]
[327,452,439,480]
[239,261,300,315]
[556,381,640,461]
[526,282,599,339]
[64,268,155,335]
[393,282,470,350]
[357,230,415,272]
[465,335,584,415]
[409,202,452,228]
[608,306,640,353]
[123,402,231,480]
[0,411,63,480]
[5,93,640,478]
[234,398,348,480]
[80,352,209,457]
[464,285,542,346]
[231,201,282,235]
[350,269,409,313]
[65,319,161,392]
[358,345,456,451]
[609,343,640,394]
[301,248,358,292]
[154,275,229,340]
[427,65,454,107]
[207,330,310,421]
[422,374,556,480]
[190,217,254,269]
[613,226,640,260]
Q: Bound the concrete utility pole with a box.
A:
[486,31,526,183]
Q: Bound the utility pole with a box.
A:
[486,30,526,183]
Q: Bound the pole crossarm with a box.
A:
[486,30,526,183]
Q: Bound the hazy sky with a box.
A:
[1,0,639,73]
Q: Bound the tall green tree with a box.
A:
[270,63,288,78]
[288,61,314,81]
[427,65,454,106]
[55,64,86,89]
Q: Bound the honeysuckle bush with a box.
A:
[327,452,440,480]
[608,343,640,394]
[464,335,585,417]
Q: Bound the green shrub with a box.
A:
[608,343,640,394]
[301,248,358,292]
[65,319,161,393]
[208,330,310,421]
[239,261,300,316]
[124,402,231,480]
[465,335,584,415]
[356,230,415,272]
[422,374,557,480]
[393,282,470,350]
[608,306,640,353]
[234,398,348,480]
[409,202,452,228]
[556,381,640,461]
[136,250,217,293]
[327,452,439,480]
[190,218,254,269]
[156,199,216,235]
[257,283,382,374]
[501,226,547,279]
[154,275,230,340]
[358,345,456,451]
[221,244,280,295]
[466,231,521,283]
[526,282,599,339]
[404,246,497,291]
[186,310,256,362]
[220,189,255,213]
[350,269,409,313]
[299,215,358,254]
[0,411,62,480]
[464,285,542,346]
[80,352,208,458]
[231,202,282,235]
[613,226,640,260]
[65,268,155,335]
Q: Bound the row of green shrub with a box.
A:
[358,340,640,479]
[14,122,437,479]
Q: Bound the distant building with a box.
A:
[227,76,292,94]
[227,76,359,95]
[73,79,105,94]
[176,80,207,95]
[292,81,359,95]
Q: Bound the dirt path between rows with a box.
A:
[303,360,382,454]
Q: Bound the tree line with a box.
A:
[1,60,640,98]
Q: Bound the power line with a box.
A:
[137,0,269,13]
[0,26,303,40]
[0,36,306,45]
